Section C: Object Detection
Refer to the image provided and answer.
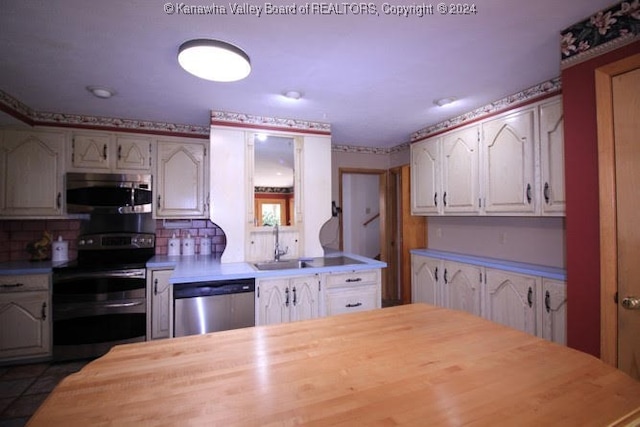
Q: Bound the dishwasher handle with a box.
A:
[173,280,255,299]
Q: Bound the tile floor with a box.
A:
[0,360,90,427]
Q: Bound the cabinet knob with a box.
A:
[545,290,551,313]
[285,287,290,307]
[527,287,533,308]
[41,302,47,320]
[526,183,532,204]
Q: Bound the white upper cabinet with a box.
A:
[70,131,152,172]
[0,129,65,217]
[539,98,566,216]
[482,107,536,215]
[442,125,481,214]
[410,95,564,217]
[155,138,208,218]
[410,136,440,215]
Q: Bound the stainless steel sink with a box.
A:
[253,256,365,271]
[253,259,310,271]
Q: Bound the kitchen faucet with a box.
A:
[274,223,288,261]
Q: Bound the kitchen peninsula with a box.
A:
[27,303,640,426]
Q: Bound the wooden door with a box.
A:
[115,136,151,171]
[411,254,439,306]
[540,279,567,345]
[410,137,440,214]
[597,53,640,379]
[443,261,482,316]
[484,269,537,336]
[289,275,320,322]
[482,108,536,214]
[256,278,290,326]
[539,98,566,216]
[442,125,480,214]
[156,140,206,218]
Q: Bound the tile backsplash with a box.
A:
[0,219,226,262]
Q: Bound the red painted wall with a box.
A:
[562,41,640,357]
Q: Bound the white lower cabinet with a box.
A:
[411,256,481,316]
[411,254,440,306]
[540,278,567,345]
[324,269,381,316]
[0,274,51,361]
[484,269,537,336]
[256,274,320,326]
[442,261,482,317]
[411,254,566,345]
[148,269,174,340]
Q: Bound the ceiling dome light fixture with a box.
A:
[283,90,302,100]
[178,39,251,82]
[433,96,457,107]
[87,86,116,99]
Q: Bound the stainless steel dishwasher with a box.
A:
[173,278,255,337]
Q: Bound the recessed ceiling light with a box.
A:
[178,39,251,82]
[87,86,116,99]
[433,96,457,107]
[283,90,302,100]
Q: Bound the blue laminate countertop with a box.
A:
[0,253,386,283]
[410,249,566,281]
[0,260,67,275]
[147,252,387,284]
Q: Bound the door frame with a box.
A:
[596,53,640,366]
[338,168,389,296]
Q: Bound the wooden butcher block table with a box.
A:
[28,304,640,426]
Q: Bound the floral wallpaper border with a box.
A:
[560,0,640,68]
[211,110,331,135]
[0,89,209,137]
[410,77,562,142]
[255,186,293,194]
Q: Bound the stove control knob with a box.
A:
[87,239,94,245]
[79,239,85,246]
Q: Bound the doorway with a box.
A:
[338,168,390,303]
[596,53,640,379]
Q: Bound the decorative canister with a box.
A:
[200,236,212,256]
[181,233,195,256]
[168,233,181,256]
[52,235,69,262]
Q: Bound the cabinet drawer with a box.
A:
[0,274,50,292]
[325,269,379,288]
[325,284,378,316]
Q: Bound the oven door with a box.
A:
[52,268,147,361]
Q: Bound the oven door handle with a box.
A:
[101,301,144,309]
[54,269,146,282]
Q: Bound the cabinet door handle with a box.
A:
[103,144,108,160]
[57,192,62,209]
[346,302,362,308]
[443,191,447,207]
[543,182,550,204]
[285,287,290,307]
[41,302,47,320]
[527,287,533,308]
[157,195,161,209]
[346,278,362,283]
[0,283,24,289]
[526,183,532,204]
[434,267,438,282]
[292,286,297,306]
[154,278,158,295]
[444,269,448,284]
[434,192,438,207]
[545,290,551,313]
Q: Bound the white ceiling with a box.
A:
[0,0,612,148]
